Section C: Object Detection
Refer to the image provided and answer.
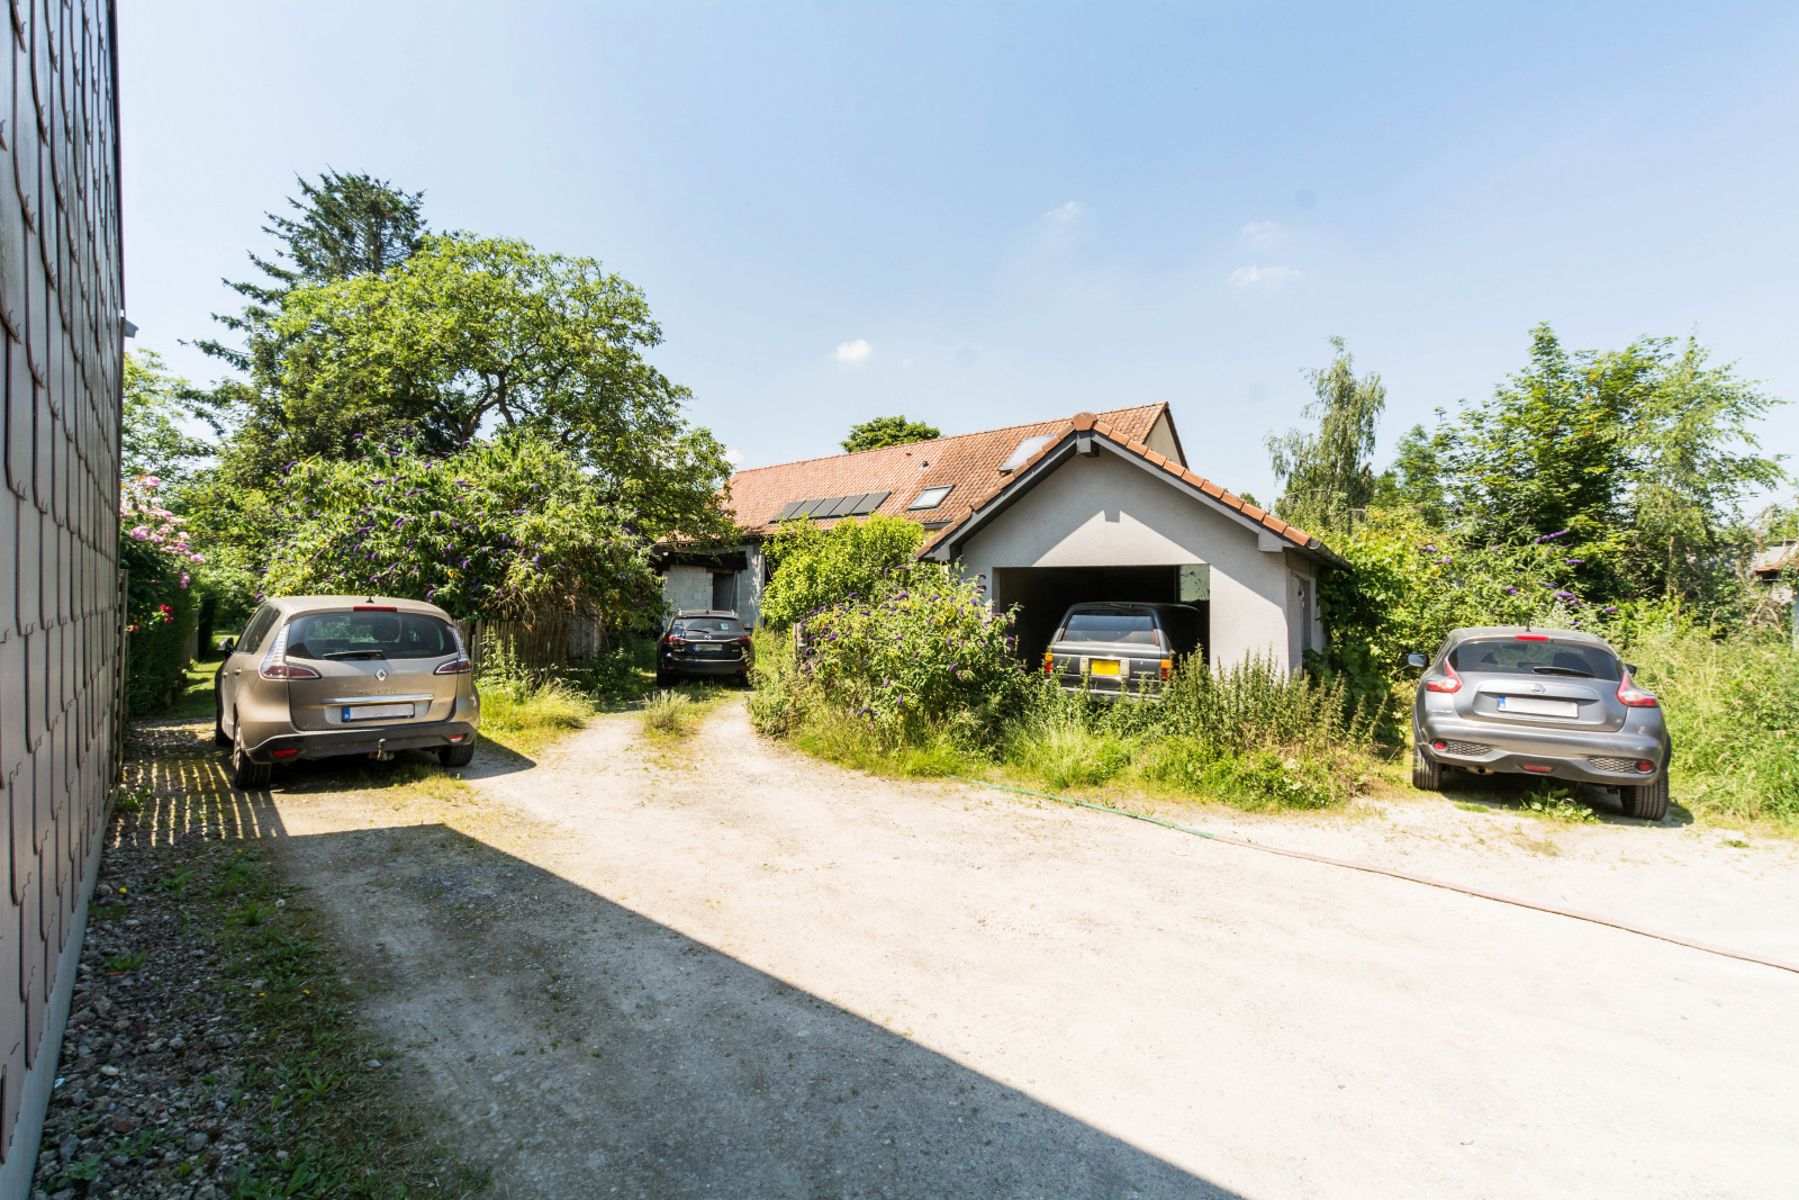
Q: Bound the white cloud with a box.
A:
[1240,220,1288,248]
[833,338,874,365]
[901,357,915,370]
[722,447,745,466]
[1043,200,1084,225]
[1228,265,1302,288]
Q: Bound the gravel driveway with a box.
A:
[262,698,1799,1199]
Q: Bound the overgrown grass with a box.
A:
[475,675,594,757]
[641,690,697,737]
[162,654,222,722]
[1627,622,1799,828]
[755,635,1389,811]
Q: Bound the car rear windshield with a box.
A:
[1449,638,1621,680]
[673,617,745,635]
[284,611,459,660]
[1059,611,1161,647]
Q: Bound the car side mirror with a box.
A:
[1405,652,1428,671]
[220,638,236,655]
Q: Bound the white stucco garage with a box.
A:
[924,412,1337,672]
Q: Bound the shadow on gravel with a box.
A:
[283,821,1240,1200]
[1441,773,1696,828]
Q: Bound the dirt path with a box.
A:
[265,700,1799,1199]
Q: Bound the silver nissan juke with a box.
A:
[1408,626,1671,820]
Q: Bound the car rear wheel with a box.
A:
[1621,774,1669,822]
[1411,745,1442,791]
[229,721,272,791]
[439,737,477,769]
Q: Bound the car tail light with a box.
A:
[1423,660,1462,694]
[259,625,321,679]
[435,657,473,674]
[354,604,397,612]
[665,635,687,649]
[1431,739,1447,752]
[1043,652,1055,674]
[1516,633,1548,642]
[1617,670,1658,708]
[1522,763,1552,774]
[737,635,753,646]
[448,733,468,743]
[1635,759,1655,773]
[270,747,301,761]
[1159,658,1172,681]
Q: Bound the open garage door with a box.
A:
[991,565,1210,668]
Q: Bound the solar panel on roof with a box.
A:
[773,501,804,521]
[793,497,828,517]
[819,495,862,518]
[849,491,890,515]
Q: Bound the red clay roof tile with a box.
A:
[724,405,1167,538]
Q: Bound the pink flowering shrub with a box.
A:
[119,474,205,712]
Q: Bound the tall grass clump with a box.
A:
[475,670,592,756]
[1624,618,1799,826]
[999,655,1385,811]
[1159,651,1384,755]
[641,689,698,737]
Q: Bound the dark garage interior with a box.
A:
[990,566,1209,667]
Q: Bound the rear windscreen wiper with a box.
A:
[1531,666,1595,678]
[322,649,387,660]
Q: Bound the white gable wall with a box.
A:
[954,450,1305,672]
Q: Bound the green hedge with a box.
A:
[125,564,198,717]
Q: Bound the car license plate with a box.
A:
[1088,659,1121,677]
[342,702,415,722]
[1495,695,1578,719]
[696,644,722,653]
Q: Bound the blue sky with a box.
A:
[121,2,1799,504]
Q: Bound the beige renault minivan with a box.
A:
[214,595,481,788]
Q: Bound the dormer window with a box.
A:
[908,485,954,510]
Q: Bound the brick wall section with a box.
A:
[0,0,124,1188]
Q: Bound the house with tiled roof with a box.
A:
[657,403,1342,672]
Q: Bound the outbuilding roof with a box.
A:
[724,403,1169,537]
[921,411,1339,564]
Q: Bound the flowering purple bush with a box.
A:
[259,431,659,625]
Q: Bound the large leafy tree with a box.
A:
[1371,419,1453,528]
[1266,337,1386,534]
[1449,325,1650,559]
[229,233,729,540]
[1619,337,1785,603]
[1424,325,1783,606]
[260,431,660,625]
[842,415,942,453]
[196,170,427,374]
[123,349,213,486]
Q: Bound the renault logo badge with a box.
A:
[376,668,389,681]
